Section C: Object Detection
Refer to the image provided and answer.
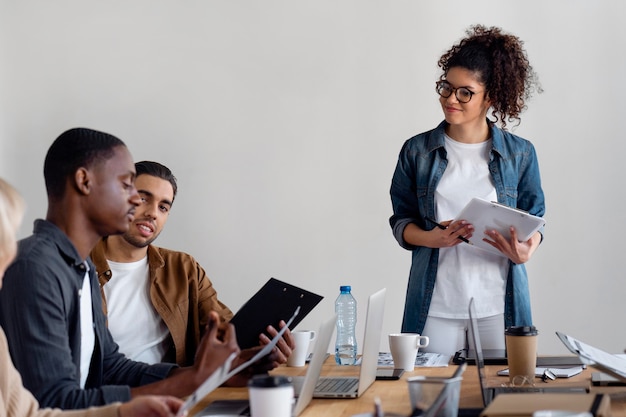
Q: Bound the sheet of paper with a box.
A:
[377,352,450,368]
[176,306,300,417]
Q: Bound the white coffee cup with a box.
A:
[389,333,430,371]
[287,330,317,367]
[248,375,294,417]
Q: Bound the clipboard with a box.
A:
[229,277,323,349]
[454,197,545,256]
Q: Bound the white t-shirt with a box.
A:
[79,265,95,388]
[428,135,509,319]
[103,257,171,364]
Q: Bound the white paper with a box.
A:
[176,306,300,417]
[496,366,584,378]
[377,352,450,368]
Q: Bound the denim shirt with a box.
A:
[0,220,175,409]
[389,120,545,334]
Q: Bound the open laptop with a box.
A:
[310,287,386,399]
[468,298,587,408]
[556,331,626,382]
[198,314,337,417]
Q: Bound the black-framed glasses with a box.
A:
[435,81,479,103]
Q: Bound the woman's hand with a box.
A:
[428,220,474,248]
[483,227,541,264]
[118,395,183,417]
[403,220,474,248]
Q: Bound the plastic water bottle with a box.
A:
[335,285,357,365]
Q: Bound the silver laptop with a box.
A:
[198,314,337,417]
[310,287,386,399]
[468,298,587,407]
[556,331,626,382]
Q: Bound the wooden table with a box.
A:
[193,357,626,417]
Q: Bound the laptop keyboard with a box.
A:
[315,377,359,393]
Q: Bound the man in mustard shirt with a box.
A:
[91,161,293,385]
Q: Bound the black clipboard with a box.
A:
[454,197,545,256]
[229,277,324,349]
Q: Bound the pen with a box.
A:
[425,217,472,245]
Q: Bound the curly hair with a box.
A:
[438,25,542,129]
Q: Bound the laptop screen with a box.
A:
[468,298,490,407]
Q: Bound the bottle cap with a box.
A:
[339,285,351,292]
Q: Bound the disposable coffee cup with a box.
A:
[248,375,294,417]
[505,325,538,384]
[287,330,316,367]
[389,333,430,371]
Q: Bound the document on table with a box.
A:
[497,366,584,378]
[378,352,450,368]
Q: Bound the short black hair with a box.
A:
[44,128,127,200]
[135,161,178,203]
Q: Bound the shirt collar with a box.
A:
[33,219,89,270]
[429,120,508,158]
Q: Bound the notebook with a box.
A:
[467,298,587,408]
[197,314,337,417]
[556,331,626,382]
[310,287,386,399]
[229,278,323,349]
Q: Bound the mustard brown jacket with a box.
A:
[91,238,234,367]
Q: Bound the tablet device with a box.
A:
[454,197,546,256]
[229,277,323,349]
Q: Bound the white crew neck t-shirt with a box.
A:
[428,135,509,319]
[79,264,95,388]
[103,257,171,364]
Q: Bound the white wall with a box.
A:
[1,0,625,356]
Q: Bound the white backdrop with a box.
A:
[1,0,625,356]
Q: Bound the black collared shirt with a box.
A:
[0,219,175,409]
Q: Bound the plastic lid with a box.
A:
[248,375,293,388]
[340,285,351,292]
[505,325,538,336]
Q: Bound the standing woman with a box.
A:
[389,25,544,356]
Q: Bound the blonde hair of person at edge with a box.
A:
[0,177,183,417]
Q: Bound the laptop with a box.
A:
[556,331,626,383]
[198,314,337,417]
[453,348,585,367]
[467,298,587,408]
[310,287,386,399]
